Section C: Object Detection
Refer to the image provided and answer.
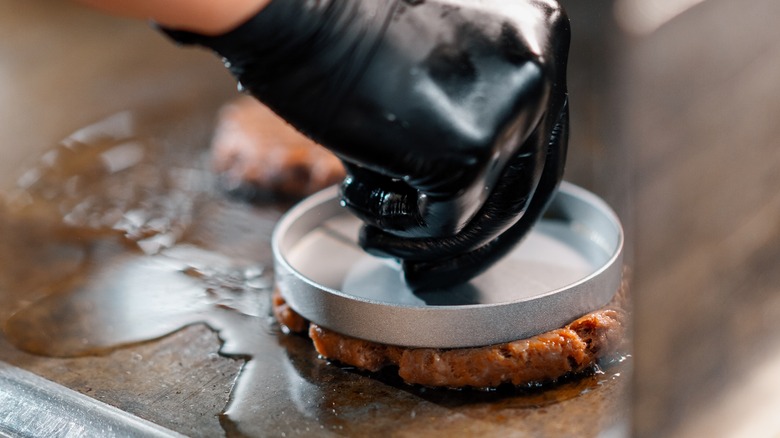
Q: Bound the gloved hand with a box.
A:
[162,0,570,290]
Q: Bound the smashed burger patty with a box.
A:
[211,96,345,197]
[272,282,627,389]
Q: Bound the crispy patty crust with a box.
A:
[273,281,628,389]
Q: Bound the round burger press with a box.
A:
[272,182,624,349]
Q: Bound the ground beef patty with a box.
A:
[211,96,345,197]
[273,281,628,389]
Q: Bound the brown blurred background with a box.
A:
[2,0,779,436]
[565,0,780,436]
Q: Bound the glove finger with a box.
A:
[361,99,568,263]
[339,162,483,239]
[359,146,540,261]
[401,102,568,290]
[339,162,425,236]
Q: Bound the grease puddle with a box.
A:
[0,112,628,437]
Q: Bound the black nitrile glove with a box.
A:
[162,0,570,290]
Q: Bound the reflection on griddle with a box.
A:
[0,113,630,437]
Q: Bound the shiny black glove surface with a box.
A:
[162,0,570,290]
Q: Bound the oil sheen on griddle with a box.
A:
[0,114,627,437]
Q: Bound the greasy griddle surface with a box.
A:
[0,8,629,430]
[0,110,629,436]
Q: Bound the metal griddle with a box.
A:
[1,5,630,435]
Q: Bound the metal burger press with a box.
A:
[272,182,624,349]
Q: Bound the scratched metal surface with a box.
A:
[0,362,183,438]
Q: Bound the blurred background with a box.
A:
[2,0,779,436]
[565,0,780,436]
